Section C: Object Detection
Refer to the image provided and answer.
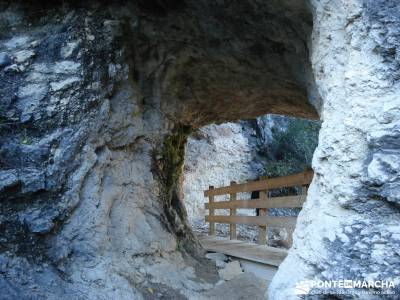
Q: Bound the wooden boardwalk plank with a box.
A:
[198,235,287,267]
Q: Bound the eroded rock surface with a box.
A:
[0,0,399,299]
[270,0,400,298]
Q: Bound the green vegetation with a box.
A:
[161,125,192,193]
[153,124,192,203]
[263,117,321,178]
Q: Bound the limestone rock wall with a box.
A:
[0,3,210,298]
[0,0,399,299]
[183,121,261,222]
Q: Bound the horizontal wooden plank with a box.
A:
[204,170,313,196]
[198,235,287,267]
[205,195,306,209]
[205,215,298,228]
[198,237,248,247]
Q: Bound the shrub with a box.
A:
[263,117,321,178]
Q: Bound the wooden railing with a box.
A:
[204,170,313,246]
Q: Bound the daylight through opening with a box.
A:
[183,114,320,249]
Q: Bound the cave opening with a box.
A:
[150,0,322,258]
[182,114,321,250]
[2,0,367,298]
[141,0,324,288]
[1,0,397,298]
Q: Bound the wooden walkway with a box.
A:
[199,170,313,277]
[198,235,287,267]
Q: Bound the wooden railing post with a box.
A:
[229,181,237,240]
[208,186,215,235]
[257,175,269,245]
[301,185,308,196]
[257,189,268,245]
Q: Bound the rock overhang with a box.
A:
[2,0,398,299]
[142,0,321,126]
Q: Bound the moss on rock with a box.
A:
[152,124,203,255]
[160,124,192,199]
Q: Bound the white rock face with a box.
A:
[13,49,35,63]
[183,122,264,222]
[201,273,268,300]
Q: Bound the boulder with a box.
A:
[218,261,243,281]
[0,52,11,68]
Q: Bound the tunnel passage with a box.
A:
[2,0,398,299]
[141,0,320,254]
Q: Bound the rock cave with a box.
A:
[0,0,399,299]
